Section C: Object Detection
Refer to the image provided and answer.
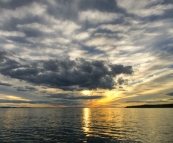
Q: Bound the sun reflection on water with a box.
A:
[82,108,90,135]
[0,108,172,142]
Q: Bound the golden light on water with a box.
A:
[82,108,90,135]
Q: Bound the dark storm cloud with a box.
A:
[48,93,103,100]
[16,86,38,92]
[0,82,12,87]
[117,77,128,85]
[166,92,173,96]
[0,52,133,90]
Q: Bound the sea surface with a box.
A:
[0,108,172,143]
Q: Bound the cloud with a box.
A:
[0,0,173,107]
[117,77,128,85]
[0,50,11,58]
[79,10,120,24]
[0,30,25,37]
[126,100,144,103]
[116,0,173,17]
[0,2,46,22]
[0,82,12,87]
[0,99,49,104]
[126,98,171,104]
[16,86,38,92]
[166,92,173,96]
[0,51,133,90]
[98,24,129,33]
[73,32,90,41]
[48,93,103,100]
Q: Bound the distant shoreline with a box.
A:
[126,104,173,108]
[0,104,173,108]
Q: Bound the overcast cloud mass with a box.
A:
[0,0,173,107]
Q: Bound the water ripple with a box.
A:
[0,108,173,142]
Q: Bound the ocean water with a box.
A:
[0,108,172,143]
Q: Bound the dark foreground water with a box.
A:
[0,108,173,143]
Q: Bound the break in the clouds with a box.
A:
[0,0,173,107]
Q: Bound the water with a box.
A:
[0,108,172,143]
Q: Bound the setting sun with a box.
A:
[0,0,173,142]
[82,90,91,96]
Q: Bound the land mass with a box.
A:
[126,104,173,108]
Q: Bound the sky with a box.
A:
[0,0,173,107]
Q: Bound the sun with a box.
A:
[82,90,91,96]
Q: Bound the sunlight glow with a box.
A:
[82,90,91,96]
[6,95,29,101]
[89,90,120,107]
[82,108,90,134]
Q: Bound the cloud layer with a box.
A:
[0,0,173,107]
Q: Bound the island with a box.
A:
[126,104,173,108]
